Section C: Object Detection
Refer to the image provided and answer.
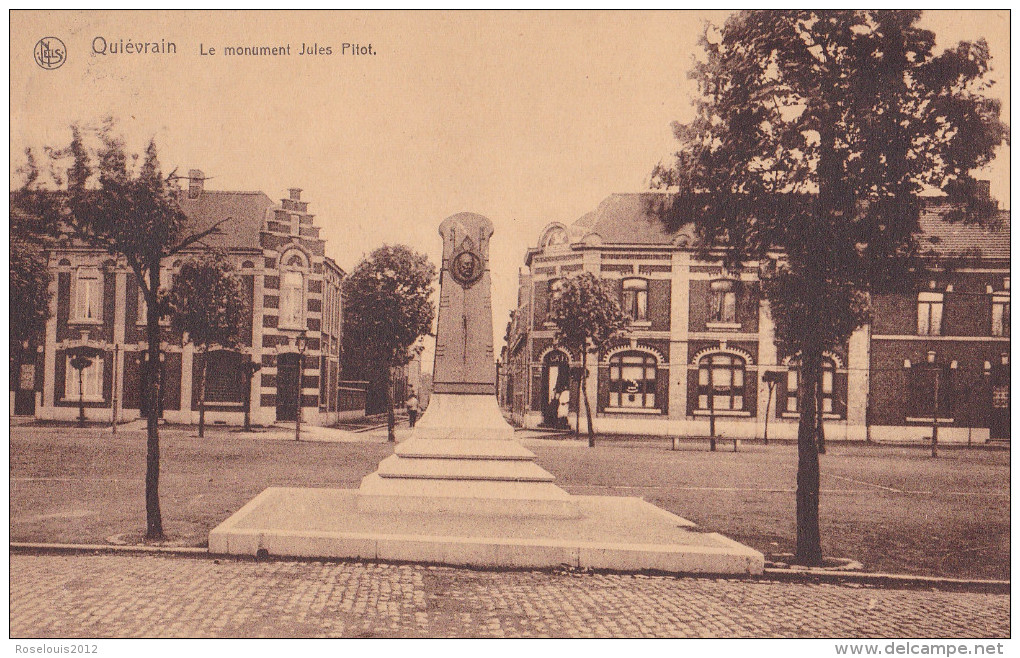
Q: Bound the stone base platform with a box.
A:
[209,487,764,575]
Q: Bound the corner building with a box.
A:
[501,192,1009,443]
[33,171,346,426]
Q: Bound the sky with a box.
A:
[10,10,1010,372]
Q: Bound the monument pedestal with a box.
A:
[210,213,764,576]
[358,393,580,518]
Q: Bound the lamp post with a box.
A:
[761,370,785,446]
[294,330,308,442]
[241,355,262,433]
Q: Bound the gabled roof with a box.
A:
[177,190,274,250]
[571,192,677,245]
[916,205,1010,261]
[566,192,1010,262]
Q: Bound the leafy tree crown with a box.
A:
[342,244,436,366]
[549,273,630,356]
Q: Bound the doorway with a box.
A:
[541,350,569,427]
[276,353,300,422]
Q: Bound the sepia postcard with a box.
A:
[8,9,1011,649]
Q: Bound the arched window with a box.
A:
[280,270,305,328]
[279,252,307,329]
[609,351,657,409]
[786,359,837,414]
[543,227,569,249]
[621,278,648,321]
[698,353,745,411]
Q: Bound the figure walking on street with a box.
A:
[406,391,420,428]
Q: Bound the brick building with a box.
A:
[24,171,350,426]
[500,192,1009,443]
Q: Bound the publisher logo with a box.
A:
[34,37,66,70]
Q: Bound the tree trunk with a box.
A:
[144,265,164,541]
[816,378,826,455]
[78,368,86,427]
[582,352,595,448]
[384,364,395,443]
[243,359,254,432]
[198,351,207,438]
[795,349,823,566]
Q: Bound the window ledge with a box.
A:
[68,319,103,326]
[62,395,104,403]
[706,321,741,331]
[603,407,662,415]
[629,320,652,328]
[278,323,308,332]
[542,321,557,329]
[693,409,751,417]
[781,412,845,420]
[905,417,955,424]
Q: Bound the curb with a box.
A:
[10,542,1009,593]
[11,542,209,557]
[760,567,1010,594]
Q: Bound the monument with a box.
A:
[210,213,764,576]
[358,213,578,517]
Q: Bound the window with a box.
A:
[992,295,1010,337]
[786,359,836,414]
[543,227,569,249]
[917,292,944,336]
[65,355,103,401]
[621,278,648,321]
[710,279,738,324]
[137,285,171,326]
[280,270,305,328]
[609,352,657,409]
[546,278,565,318]
[698,354,745,411]
[72,267,102,322]
[291,213,300,236]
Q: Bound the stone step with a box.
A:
[394,438,536,461]
[374,454,556,482]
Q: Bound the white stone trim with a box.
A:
[690,344,755,365]
[602,343,666,364]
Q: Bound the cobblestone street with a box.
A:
[10,553,1009,638]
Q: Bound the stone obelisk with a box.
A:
[359,213,577,517]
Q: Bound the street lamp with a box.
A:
[293,330,308,441]
[761,370,785,446]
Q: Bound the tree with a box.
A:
[54,123,230,540]
[168,255,245,438]
[342,245,436,442]
[655,10,1007,564]
[11,149,62,380]
[549,273,630,447]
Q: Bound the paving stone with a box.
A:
[9,553,1008,638]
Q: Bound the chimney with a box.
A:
[188,169,204,199]
[289,188,302,201]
